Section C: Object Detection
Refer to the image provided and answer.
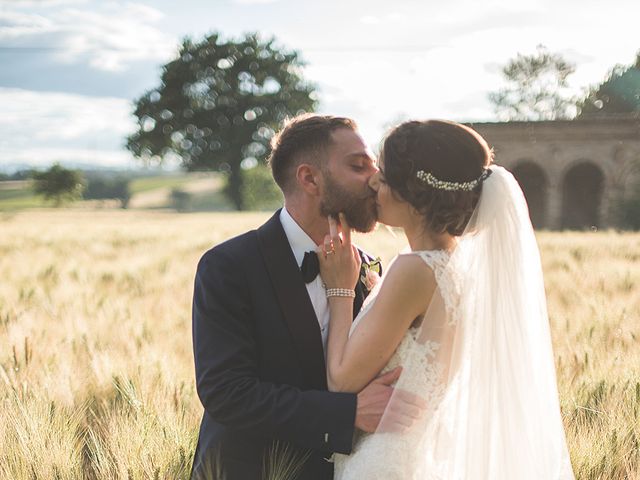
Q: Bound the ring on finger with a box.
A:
[324,239,334,255]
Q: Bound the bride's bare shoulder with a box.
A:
[391,252,438,275]
[380,253,437,303]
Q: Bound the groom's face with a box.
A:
[319,128,378,233]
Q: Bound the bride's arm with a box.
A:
[318,215,435,393]
[325,256,435,393]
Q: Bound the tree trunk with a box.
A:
[226,164,245,211]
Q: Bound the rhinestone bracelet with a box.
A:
[326,288,356,298]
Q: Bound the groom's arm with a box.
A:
[192,246,356,454]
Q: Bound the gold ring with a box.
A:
[324,249,335,255]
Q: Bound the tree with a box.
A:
[489,45,577,121]
[83,176,131,208]
[578,51,640,116]
[170,188,192,212]
[616,186,640,230]
[127,32,317,210]
[239,164,284,211]
[32,164,84,206]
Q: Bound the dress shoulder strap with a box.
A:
[412,250,450,276]
[411,250,461,325]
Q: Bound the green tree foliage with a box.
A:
[577,51,640,230]
[127,32,317,210]
[83,177,131,208]
[32,164,84,206]
[579,51,640,116]
[489,45,577,121]
[170,188,191,212]
[13,170,35,180]
[615,148,640,231]
[238,164,284,211]
[617,189,640,230]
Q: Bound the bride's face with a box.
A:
[368,157,412,228]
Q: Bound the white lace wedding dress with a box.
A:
[333,249,457,480]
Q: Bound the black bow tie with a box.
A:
[300,251,320,283]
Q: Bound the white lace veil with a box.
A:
[376,165,575,479]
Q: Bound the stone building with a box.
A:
[469,115,640,229]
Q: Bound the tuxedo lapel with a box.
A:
[353,280,365,317]
[257,210,327,390]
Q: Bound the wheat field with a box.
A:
[0,210,638,479]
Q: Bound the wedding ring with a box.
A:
[323,239,335,256]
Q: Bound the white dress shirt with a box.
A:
[279,208,330,353]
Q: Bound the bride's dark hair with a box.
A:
[381,120,493,236]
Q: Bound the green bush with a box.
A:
[617,187,640,230]
[237,165,283,211]
[171,188,192,212]
[83,177,131,208]
[32,164,84,206]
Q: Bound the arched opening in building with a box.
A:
[512,161,548,229]
[561,162,604,229]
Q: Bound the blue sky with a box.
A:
[0,0,638,170]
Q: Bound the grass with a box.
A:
[128,174,194,195]
[0,210,638,479]
[186,190,235,212]
[0,173,227,212]
[0,182,47,210]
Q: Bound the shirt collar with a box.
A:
[280,207,318,267]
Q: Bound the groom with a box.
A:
[190,114,402,479]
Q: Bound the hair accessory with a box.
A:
[416,168,492,192]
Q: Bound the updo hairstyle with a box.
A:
[381,120,493,236]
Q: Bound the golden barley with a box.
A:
[0,211,638,479]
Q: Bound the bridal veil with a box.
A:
[376,165,575,479]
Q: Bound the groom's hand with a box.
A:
[355,366,428,433]
[355,367,402,433]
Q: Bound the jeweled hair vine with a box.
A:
[416,169,493,192]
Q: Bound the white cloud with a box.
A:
[0,88,137,167]
[5,0,88,6]
[303,0,640,146]
[0,11,54,37]
[232,0,280,3]
[306,42,499,147]
[0,2,176,72]
[358,11,407,25]
[360,15,380,25]
[2,0,639,166]
[386,12,406,22]
[1,147,137,168]
[55,4,174,71]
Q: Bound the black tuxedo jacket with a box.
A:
[191,210,375,480]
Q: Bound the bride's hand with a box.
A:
[317,213,361,290]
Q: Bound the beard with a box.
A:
[320,171,378,233]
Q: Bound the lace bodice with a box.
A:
[334,250,461,480]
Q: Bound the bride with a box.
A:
[317,120,575,479]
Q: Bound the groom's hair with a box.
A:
[268,114,357,194]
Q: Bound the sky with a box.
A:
[0,0,638,170]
